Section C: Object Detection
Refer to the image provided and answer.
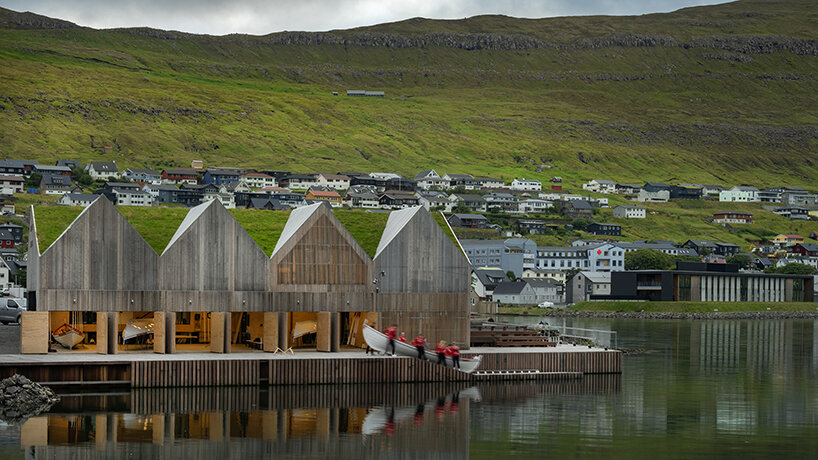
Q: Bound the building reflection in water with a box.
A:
[19,377,623,459]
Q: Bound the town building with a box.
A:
[612,205,646,219]
[509,178,542,192]
[379,192,419,209]
[161,168,199,185]
[772,234,804,247]
[772,207,810,220]
[39,174,77,195]
[0,175,24,194]
[85,161,119,180]
[566,271,611,304]
[305,190,342,207]
[560,200,593,219]
[471,267,508,299]
[582,179,616,194]
[58,193,98,207]
[203,167,245,186]
[682,240,740,257]
[240,172,277,189]
[719,186,760,202]
[414,170,448,190]
[315,173,351,190]
[449,194,488,213]
[448,213,488,229]
[461,238,537,277]
[713,211,753,224]
[587,223,622,236]
[516,220,558,235]
[517,199,553,214]
[122,168,162,184]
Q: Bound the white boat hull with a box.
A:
[54,330,84,349]
[123,318,155,341]
[362,324,481,373]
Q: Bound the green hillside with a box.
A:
[1,0,817,187]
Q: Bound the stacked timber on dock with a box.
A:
[471,323,559,347]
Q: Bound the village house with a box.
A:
[483,192,518,212]
[0,175,23,194]
[612,205,646,219]
[566,271,611,304]
[442,173,477,190]
[448,213,488,229]
[379,191,419,209]
[0,159,37,176]
[122,168,162,184]
[414,170,448,190]
[0,223,23,245]
[670,184,703,200]
[56,160,82,169]
[384,176,417,191]
[85,161,119,180]
[587,223,622,236]
[34,165,72,176]
[582,179,616,194]
[636,182,671,202]
[492,280,540,305]
[615,183,642,195]
[475,177,504,189]
[516,220,558,235]
[156,185,204,207]
[510,178,542,192]
[773,207,810,220]
[202,186,236,209]
[759,186,808,203]
[39,174,78,195]
[537,242,626,273]
[782,192,818,208]
[306,189,342,207]
[700,185,725,197]
[58,193,97,207]
[449,194,488,213]
[719,186,760,202]
[417,193,452,212]
[559,200,593,219]
[791,243,818,257]
[344,188,380,209]
[713,211,753,224]
[280,174,319,190]
[142,184,179,199]
[161,168,199,185]
[369,172,401,181]
[315,173,351,190]
[246,197,290,211]
[682,240,740,257]
[240,172,277,189]
[461,238,537,277]
[203,167,246,186]
[472,267,508,300]
[617,241,697,256]
[527,278,562,304]
[517,198,553,214]
[108,188,154,206]
[772,234,804,247]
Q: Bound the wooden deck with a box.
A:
[0,345,621,388]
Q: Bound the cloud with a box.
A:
[0,0,730,35]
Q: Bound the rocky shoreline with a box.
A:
[0,374,60,424]
[543,310,818,320]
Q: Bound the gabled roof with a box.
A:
[493,281,529,295]
[89,161,117,172]
[316,172,350,181]
[580,271,611,283]
[40,173,72,187]
[795,243,818,252]
[473,267,507,286]
[163,167,198,175]
[61,193,97,202]
[164,200,214,254]
[452,194,486,202]
[308,190,341,198]
[450,213,487,221]
[125,168,160,176]
[376,206,423,258]
[592,179,616,184]
[206,167,245,176]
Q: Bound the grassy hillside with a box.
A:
[0,0,816,187]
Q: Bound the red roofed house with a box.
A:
[306,189,342,207]
[161,168,199,185]
[713,211,753,224]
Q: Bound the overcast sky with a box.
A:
[1,0,731,35]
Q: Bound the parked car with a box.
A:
[537,301,555,309]
[0,297,25,325]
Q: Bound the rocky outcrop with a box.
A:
[0,374,60,425]
[0,8,78,30]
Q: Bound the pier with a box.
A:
[0,345,621,388]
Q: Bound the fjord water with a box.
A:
[1,318,816,459]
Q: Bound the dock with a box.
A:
[0,345,621,388]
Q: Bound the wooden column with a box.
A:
[20,311,48,354]
[210,312,226,353]
[278,313,289,350]
[108,312,118,354]
[153,312,166,354]
[263,312,278,352]
[96,312,108,354]
[316,312,331,352]
[166,312,176,354]
[331,313,340,352]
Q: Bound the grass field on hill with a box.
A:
[0,0,817,188]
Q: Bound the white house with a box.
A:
[414,170,448,190]
[0,175,23,194]
[510,178,542,192]
[58,193,98,207]
[417,194,453,212]
[122,168,161,184]
[635,189,669,203]
[369,172,401,181]
[240,172,277,189]
[202,187,235,209]
[612,205,646,219]
[85,161,119,180]
[518,199,554,214]
[110,188,153,206]
[582,179,617,194]
[315,173,350,190]
[476,177,504,189]
[719,186,760,202]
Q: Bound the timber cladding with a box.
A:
[29,201,470,338]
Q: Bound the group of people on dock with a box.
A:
[378,325,461,369]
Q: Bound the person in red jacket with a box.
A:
[385,326,397,355]
[446,344,461,369]
[435,340,447,365]
[410,335,426,360]
[398,332,408,343]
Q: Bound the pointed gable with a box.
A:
[39,197,158,291]
[160,200,268,291]
[269,203,373,286]
[374,206,469,293]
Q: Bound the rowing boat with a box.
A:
[362,324,481,373]
[123,318,155,341]
[52,323,84,349]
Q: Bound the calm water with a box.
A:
[1,318,817,459]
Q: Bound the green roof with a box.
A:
[119,206,188,253]
[334,209,390,258]
[34,206,83,253]
[229,209,291,256]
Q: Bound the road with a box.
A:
[0,325,19,354]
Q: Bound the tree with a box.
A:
[453,202,470,214]
[727,254,753,269]
[564,267,581,282]
[625,248,674,270]
[23,173,41,189]
[70,166,93,187]
[571,218,590,231]
[765,263,818,275]
[506,270,516,281]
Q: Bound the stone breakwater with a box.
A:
[0,374,60,424]
[544,310,818,320]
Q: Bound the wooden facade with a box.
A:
[375,207,471,347]
[26,202,470,354]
